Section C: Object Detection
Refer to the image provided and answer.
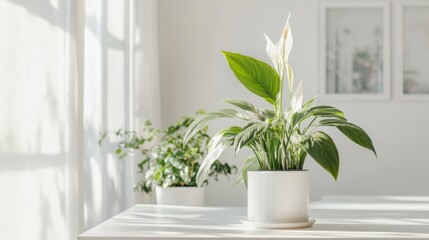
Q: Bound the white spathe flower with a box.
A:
[291,81,303,112]
[264,33,279,71]
[264,13,293,76]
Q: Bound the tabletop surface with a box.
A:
[78,195,429,239]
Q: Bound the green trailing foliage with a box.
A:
[100,111,237,193]
[184,16,376,187]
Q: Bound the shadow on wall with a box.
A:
[4,0,127,49]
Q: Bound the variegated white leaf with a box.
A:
[196,139,233,186]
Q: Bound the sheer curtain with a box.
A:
[83,0,161,230]
[0,0,82,239]
[83,0,135,229]
[0,0,161,239]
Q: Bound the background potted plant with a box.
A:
[100,111,236,206]
[184,14,377,228]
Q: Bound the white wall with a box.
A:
[132,0,162,204]
[158,0,429,205]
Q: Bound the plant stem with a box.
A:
[303,117,317,134]
[275,68,286,169]
[276,72,284,119]
[288,65,293,104]
[283,123,293,169]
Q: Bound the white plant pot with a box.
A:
[155,186,205,206]
[247,170,309,224]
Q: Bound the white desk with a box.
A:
[78,196,429,239]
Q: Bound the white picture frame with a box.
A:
[395,0,429,100]
[319,0,391,101]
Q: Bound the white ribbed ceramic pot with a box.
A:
[247,170,309,223]
[155,186,205,206]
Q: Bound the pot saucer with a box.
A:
[241,218,316,229]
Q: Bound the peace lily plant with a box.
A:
[184,14,377,188]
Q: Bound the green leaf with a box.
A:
[98,132,107,146]
[292,105,346,127]
[290,111,306,127]
[264,109,276,118]
[118,150,131,159]
[224,98,257,112]
[224,99,262,118]
[319,119,377,157]
[224,98,276,121]
[221,126,243,137]
[303,96,317,108]
[307,106,346,120]
[115,148,122,154]
[183,109,245,144]
[222,51,280,104]
[302,131,339,180]
[232,155,260,188]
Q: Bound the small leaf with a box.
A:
[98,132,107,146]
[115,148,122,155]
[115,129,122,136]
[118,151,129,159]
[222,51,280,104]
[302,131,339,180]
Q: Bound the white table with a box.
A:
[78,196,429,239]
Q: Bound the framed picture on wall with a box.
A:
[396,1,429,99]
[319,1,391,100]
